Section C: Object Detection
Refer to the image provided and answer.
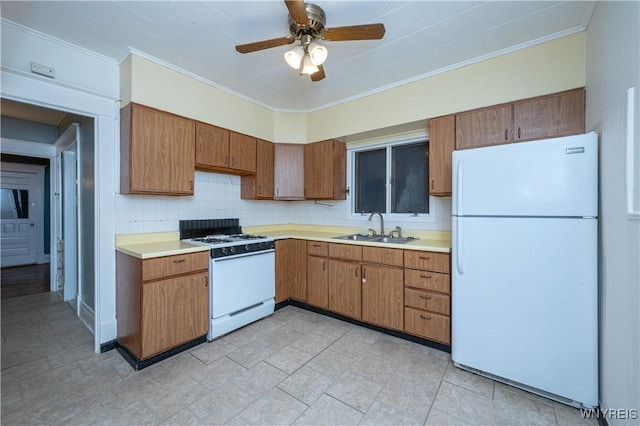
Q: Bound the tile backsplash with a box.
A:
[115,171,452,234]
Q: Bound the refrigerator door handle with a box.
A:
[456,217,464,275]
[456,159,464,216]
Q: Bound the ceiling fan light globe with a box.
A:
[284,46,304,69]
[300,54,319,75]
[308,43,328,65]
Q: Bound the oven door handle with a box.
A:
[211,249,275,262]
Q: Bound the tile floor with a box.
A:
[1,292,597,425]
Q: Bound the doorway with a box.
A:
[0,164,45,268]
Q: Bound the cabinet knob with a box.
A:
[224,155,228,165]
[419,294,432,300]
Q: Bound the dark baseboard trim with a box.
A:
[100,340,117,353]
[277,298,451,354]
[597,414,608,426]
[116,336,207,370]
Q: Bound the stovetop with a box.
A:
[188,234,272,246]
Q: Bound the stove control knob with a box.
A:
[260,242,266,249]
[230,246,236,254]
[245,244,250,252]
[221,247,227,255]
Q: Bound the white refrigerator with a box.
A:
[451,133,598,408]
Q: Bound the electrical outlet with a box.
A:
[31,62,55,78]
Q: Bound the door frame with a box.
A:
[0,162,46,266]
[55,124,81,308]
[2,68,119,354]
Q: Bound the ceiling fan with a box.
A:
[235,0,386,82]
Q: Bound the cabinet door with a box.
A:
[229,132,257,173]
[274,144,305,200]
[514,88,585,142]
[307,255,329,309]
[141,272,209,359]
[124,104,195,195]
[328,260,361,319]
[428,115,456,196]
[256,139,274,198]
[361,264,403,331]
[241,139,274,200]
[456,105,512,150]
[275,239,307,303]
[195,122,230,169]
[304,140,347,200]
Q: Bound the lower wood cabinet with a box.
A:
[307,255,329,309]
[403,249,451,345]
[275,239,307,303]
[116,250,209,360]
[361,264,403,331]
[328,259,362,320]
[404,307,451,345]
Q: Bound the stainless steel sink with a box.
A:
[370,236,418,244]
[333,233,376,242]
[333,234,418,244]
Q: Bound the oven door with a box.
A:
[210,249,275,318]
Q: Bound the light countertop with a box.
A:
[115,226,451,259]
[244,224,451,253]
[115,232,209,259]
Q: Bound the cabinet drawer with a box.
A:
[404,307,450,345]
[404,269,450,293]
[362,246,403,267]
[404,288,450,315]
[404,250,450,273]
[142,251,209,281]
[307,241,328,257]
[329,243,362,261]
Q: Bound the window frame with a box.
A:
[347,135,435,223]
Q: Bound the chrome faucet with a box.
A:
[368,212,384,236]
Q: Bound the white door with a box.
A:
[0,169,40,267]
[62,144,78,303]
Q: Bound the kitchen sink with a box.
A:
[333,234,418,244]
[333,233,377,242]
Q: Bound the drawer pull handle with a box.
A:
[419,295,432,300]
[313,244,321,248]
[419,256,431,260]
[420,314,432,320]
[419,274,432,279]
[323,261,326,271]
[173,259,186,263]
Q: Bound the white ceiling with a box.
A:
[1,1,596,112]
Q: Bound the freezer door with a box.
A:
[451,216,598,407]
[452,133,597,217]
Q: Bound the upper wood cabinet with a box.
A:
[274,143,305,200]
[195,121,256,175]
[456,104,513,150]
[120,103,195,195]
[304,140,347,200]
[428,115,456,197]
[241,139,274,200]
[455,88,585,150]
[513,88,585,142]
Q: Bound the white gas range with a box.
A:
[180,219,275,341]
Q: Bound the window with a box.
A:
[353,140,429,215]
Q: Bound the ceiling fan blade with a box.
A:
[310,64,325,82]
[284,0,309,26]
[323,23,386,41]
[235,36,295,54]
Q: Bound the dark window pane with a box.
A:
[392,142,429,214]
[1,189,29,219]
[355,148,385,214]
